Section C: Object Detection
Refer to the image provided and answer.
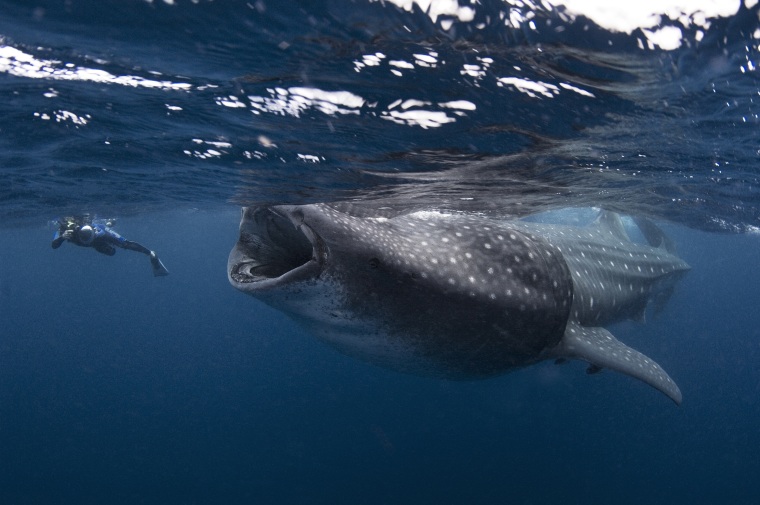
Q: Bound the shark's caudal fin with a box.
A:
[554,322,682,404]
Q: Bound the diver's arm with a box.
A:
[51,229,73,249]
[52,233,65,249]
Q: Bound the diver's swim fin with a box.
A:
[150,251,170,277]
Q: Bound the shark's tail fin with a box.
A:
[553,322,682,405]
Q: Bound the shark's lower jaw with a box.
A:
[228,207,323,288]
[229,261,288,284]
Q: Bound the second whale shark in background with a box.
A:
[228,203,690,404]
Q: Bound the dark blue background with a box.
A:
[1,0,760,503]
[1,212,759,504]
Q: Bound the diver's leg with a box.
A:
[149,251,169,277]
[114,238,168,276]
[120,240,152,255]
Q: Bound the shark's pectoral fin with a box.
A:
[554,322,682,405]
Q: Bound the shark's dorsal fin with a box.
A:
[632,217,678,254]
[554,322,682,404]
[593,210,630,242]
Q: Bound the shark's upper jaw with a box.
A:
[228,207,325,290]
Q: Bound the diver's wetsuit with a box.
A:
[52,219,169,276]
[52,223,151,256]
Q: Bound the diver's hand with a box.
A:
[62,229,74,239]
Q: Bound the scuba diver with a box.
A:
[52,216,169,277]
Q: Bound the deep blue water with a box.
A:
[1,1,760,504]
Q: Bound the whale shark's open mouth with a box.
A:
[228,207,324,288]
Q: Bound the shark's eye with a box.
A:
[368,257,380,269]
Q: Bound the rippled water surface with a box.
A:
[1,0,758,229]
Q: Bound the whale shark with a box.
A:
[228,203,690,404]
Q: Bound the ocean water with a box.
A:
[1,1,759,504]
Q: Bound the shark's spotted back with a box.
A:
[229,204,690,404]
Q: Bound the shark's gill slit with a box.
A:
[233,209,313,282]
